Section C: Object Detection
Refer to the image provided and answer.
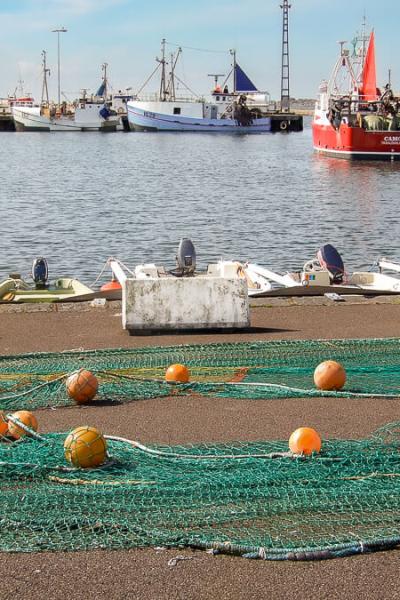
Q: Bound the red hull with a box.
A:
[312,121,400,159]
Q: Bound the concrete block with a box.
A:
[123,277,249,333]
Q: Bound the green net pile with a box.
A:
[1,338,400,559]
[1,337,400,411]
[1,424,400,558]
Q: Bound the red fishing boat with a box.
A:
[312,29,400,159]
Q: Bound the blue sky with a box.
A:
[0,0,398,101]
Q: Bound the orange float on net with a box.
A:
[0,412,9,437]
[165,363,190,384]
[66,369,99,404]
[64,426,107,468]
[313,360,346,391]
[289,427,322,455]
[7,410,38,439]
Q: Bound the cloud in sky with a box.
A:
[52,0,126,15]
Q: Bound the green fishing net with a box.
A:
[1,424,400,558]
[1,338,400,559]
[0,337,400,411]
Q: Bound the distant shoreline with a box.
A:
[292,108,313,116]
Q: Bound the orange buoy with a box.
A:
[314,360,346,391]
[289,427,322,455]
[0,412,8,437]
[64,426,107,468]
[66,369,99,404]
[165,363,190,384]
[7,410,38,439]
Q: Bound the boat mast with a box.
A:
[14,69,25,98]
[102,62,108,99]
[280,0,291,112]
[169,53,175,100]
[361,12,367,69]
[230,49,237,93]
[52,27,67,107]
[158,38,168,101]
[167,48,181,101]
[41,50,50,106]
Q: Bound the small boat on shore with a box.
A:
[313,26,400,160]
[102,243,400,300]
[0,274,95,303]
[0,258,94,303]
[245,245,400,297]
[102,239,272,299]
[127,40,271,133]
[0,276,95,303]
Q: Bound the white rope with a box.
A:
[6,415,46,441]
[90,259,110,287]
[90,257,136,287]
[106,434,294,460]
[96,370,399,398]
[107,257,135,277]
[0,373,68,402]
[205,380,400,399]
[0,460,77,471]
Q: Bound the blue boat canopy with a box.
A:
[95,82,106,97]
[235,63,258,93]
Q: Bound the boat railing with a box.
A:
[135,93,201,103]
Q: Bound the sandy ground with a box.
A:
[1,299,400,599]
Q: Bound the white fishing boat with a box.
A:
[127,40,271,133]
[12,54,119,132]
[245,245,400,297]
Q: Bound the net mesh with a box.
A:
[1,338,400,559]
[1,426,400,558]
[1,337,400,411]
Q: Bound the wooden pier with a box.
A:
[0,106,15,131]
[270,113,303,132]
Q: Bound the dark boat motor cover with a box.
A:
[317,244,344,283]
[176,238,196,276]
[32,257,49,288]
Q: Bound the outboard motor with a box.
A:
[175,238,196,276]
[317,244,344,284]
[32,257,49,289]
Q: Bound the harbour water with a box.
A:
[1,117,400,286]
